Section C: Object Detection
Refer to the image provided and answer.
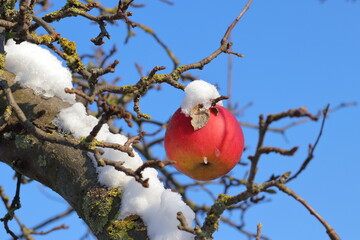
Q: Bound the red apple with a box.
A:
[164,105,244,181]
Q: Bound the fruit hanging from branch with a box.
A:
[164,80,245,181]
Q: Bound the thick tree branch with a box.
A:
[0,71,149,240]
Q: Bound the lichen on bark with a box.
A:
[82,188,122,235]
[107,215,149,240]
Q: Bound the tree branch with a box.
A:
[275,183,341,240]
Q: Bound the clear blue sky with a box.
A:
[1,0,359,239]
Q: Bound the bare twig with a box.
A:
[31,224,69,235]
[227,39,233,109]
[177,212,198,235]
[275,183,341,240]
[32,208,74,231]
[148,66,166,80]
[134,160,174,176]
[89,0,254,120]
[94,148,173,188]
[221,0,253,44]
[211,95,229,107]
[247,107,319,192]
[196,173,290,239]
[241,102,356,134]
[220,217,270,240]
[32,15,55,34]
[256,223,263,240]
[91,20,110,45]
[95,132,142,157]
[0,173,22,240]
[160,0,174,5]
[65,88,95,103]
[259,146,298,156]
[287,104,330,182]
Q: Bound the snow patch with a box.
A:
[181,80,222,116]
[4,39,75,104]
[120,169,194,240]
[55,103,195,240]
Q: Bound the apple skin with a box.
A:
[164,105,244,181]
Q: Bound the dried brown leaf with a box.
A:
[190,104,210,130]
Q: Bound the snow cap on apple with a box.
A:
[165,80,245,181]
[181,80,223,116]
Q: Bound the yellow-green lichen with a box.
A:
[206,214,220,231]
[107,215,147,240]
[171,65,186,80]
[15,135,35,150]
[4,105,12,121]
[43,3,85,22]
[67,7,86,15]
[121,85,136,93]
[0,53,6,70]
[218,194,232,205]
[0,0,16,18]
[66,55,86,73]
[0,0,16,9]
[43,10,61,22]
[66,0,83,8]
[58,37,85,73]
[82,188,122,235]
[78,137,103,150]
[59,37,77,55]
[139,113,151,120]
[107,220,137,240]
[108,188,122,198]
[30,33,56,45]
[0,105,12,131]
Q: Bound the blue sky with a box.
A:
[1,0,359,239]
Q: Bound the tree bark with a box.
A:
[0,70,148,240]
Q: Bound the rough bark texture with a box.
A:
[0,70,148,240]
